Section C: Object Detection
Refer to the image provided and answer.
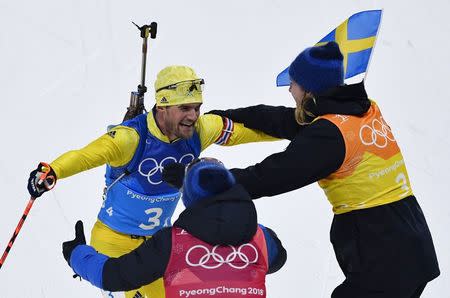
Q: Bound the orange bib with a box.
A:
[318,101,413,214]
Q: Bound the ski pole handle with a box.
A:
[0,196,36,269]
[36,162,56,191]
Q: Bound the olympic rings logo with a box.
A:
[138,154,194,185]
[185,244,259,270]
[359,117,396,149]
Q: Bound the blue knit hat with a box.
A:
[182,158,236,208]
[288,41,344,94]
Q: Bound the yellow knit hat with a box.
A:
[154,65,203,107]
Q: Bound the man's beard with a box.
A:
[175,123,195,139]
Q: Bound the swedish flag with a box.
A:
[276,10,382,86]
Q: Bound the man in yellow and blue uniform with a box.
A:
[27,65,276,298]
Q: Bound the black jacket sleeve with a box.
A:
[101,228,172,292]
[208,105,301,140]
[231,119,345,199]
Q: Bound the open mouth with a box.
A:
[179,122,194,128]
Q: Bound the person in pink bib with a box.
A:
[62,157,286,298]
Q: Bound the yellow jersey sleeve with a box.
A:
[50,126,139,179]
[195,114,279,152]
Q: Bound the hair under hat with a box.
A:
[154,65,203,107]
[182,159,236,208]
[288,41,344,94]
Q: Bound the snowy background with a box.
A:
[1,0,449,297]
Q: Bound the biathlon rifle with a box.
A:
[123,21,157,121]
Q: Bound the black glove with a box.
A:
[162,162,186,189]
[27,162,57,198]
[62,220,86,266]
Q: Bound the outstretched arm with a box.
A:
[64,225,172,292]
[231,119,345,199]
[208,105,301,140]
[101,228,172,291]
[50,126,139,179]
[196,114,280,152]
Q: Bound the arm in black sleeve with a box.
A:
[230,119,345,199]
[102,228,172,292]
[208,105,301,140]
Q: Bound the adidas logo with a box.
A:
[160,97,169,104]
[133,291,144,298]
[107,130,116,138]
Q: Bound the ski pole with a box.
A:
[0,165,55,270]
[0,196,36,269]
[123,21,158,121]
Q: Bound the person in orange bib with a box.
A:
[205,42,440,297]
